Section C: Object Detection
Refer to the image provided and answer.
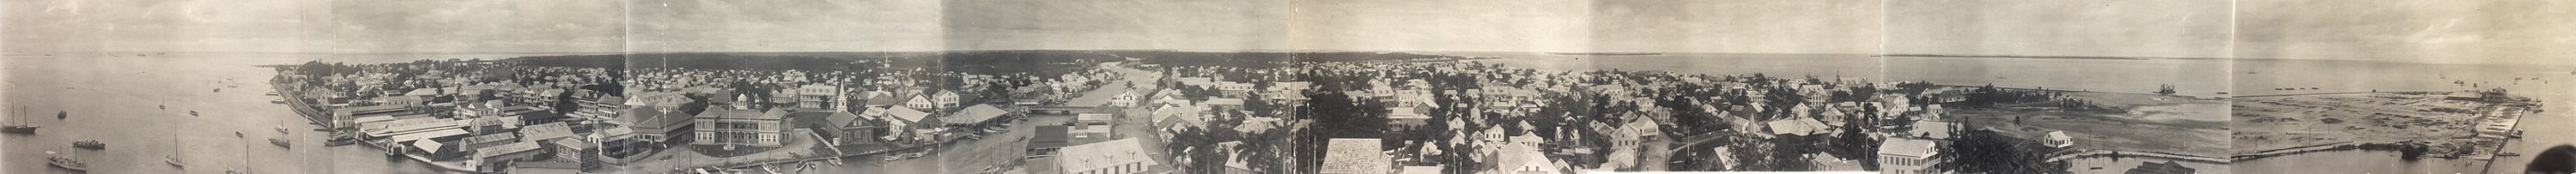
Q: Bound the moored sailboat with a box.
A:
[167,133,186,168]
[4,107,38,135]
[0,124,34,135]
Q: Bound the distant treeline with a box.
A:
[498,50,1465,74]
[620,53,881,72]
[935,51,1126,75]
[1127,51,1464,67]
[511,54,628,69]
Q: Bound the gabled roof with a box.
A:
[824,111,866,128]
[867,94,906,106]
[1386,106,1429,120]
[1765,118,1830,136]
[634,106,695,129]
[472,142,543,159]
[884,107,930,123]
[759,107,792,119]
[1607,147,1640,168]
[1058,138,1157,173]
[1205,98,1244,105]
[1321,138,1391,174]
[1911,121,1957,139]
[943,104,1010,123]
[699,107,749,119]
[1496,143,1558,173]
[550,138,592,149]
[597,126,634,137]
[1030,126,1072,149]
[412,141,446,153]
[1879,138,1938,158]
[1621,118,1662,137]
[463,132,519,145]
[405,88,440,96]
[519,123,575,141]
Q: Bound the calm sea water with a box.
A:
[1447,52,1886,80]
[1883,57,2234,97]
[2,52,562,174]
[2233,58,2574,96]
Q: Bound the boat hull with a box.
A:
[49,157,88,171]
[72,142,106,149]
[1,126,35,134]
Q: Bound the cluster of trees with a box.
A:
[293,59,512,97]
[1125,51,1460,68]
[1165,105,1291,173]
[1826,103,1883,170]
[1931,123,2067,174]
[1961,84,2116,111]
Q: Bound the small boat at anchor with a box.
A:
[73,141,106,149]
[49,155,89,171]
[270,138,291,148]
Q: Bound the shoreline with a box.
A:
[2054,150,2229,165]
[2233,91,2408,98]
[271,75,478,173]
[2230,141,2406,161]
[1928,84,2227,99]
[2233,93,2539,171]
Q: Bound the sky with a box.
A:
[3,0,629,53]
[3,0,1879,54]
[2236,0,2576,65]
[1885,0,2234,58]
[4,0,2571,64]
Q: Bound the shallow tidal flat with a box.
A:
[2229,93,2488,154]
[1944,91,2233,157]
